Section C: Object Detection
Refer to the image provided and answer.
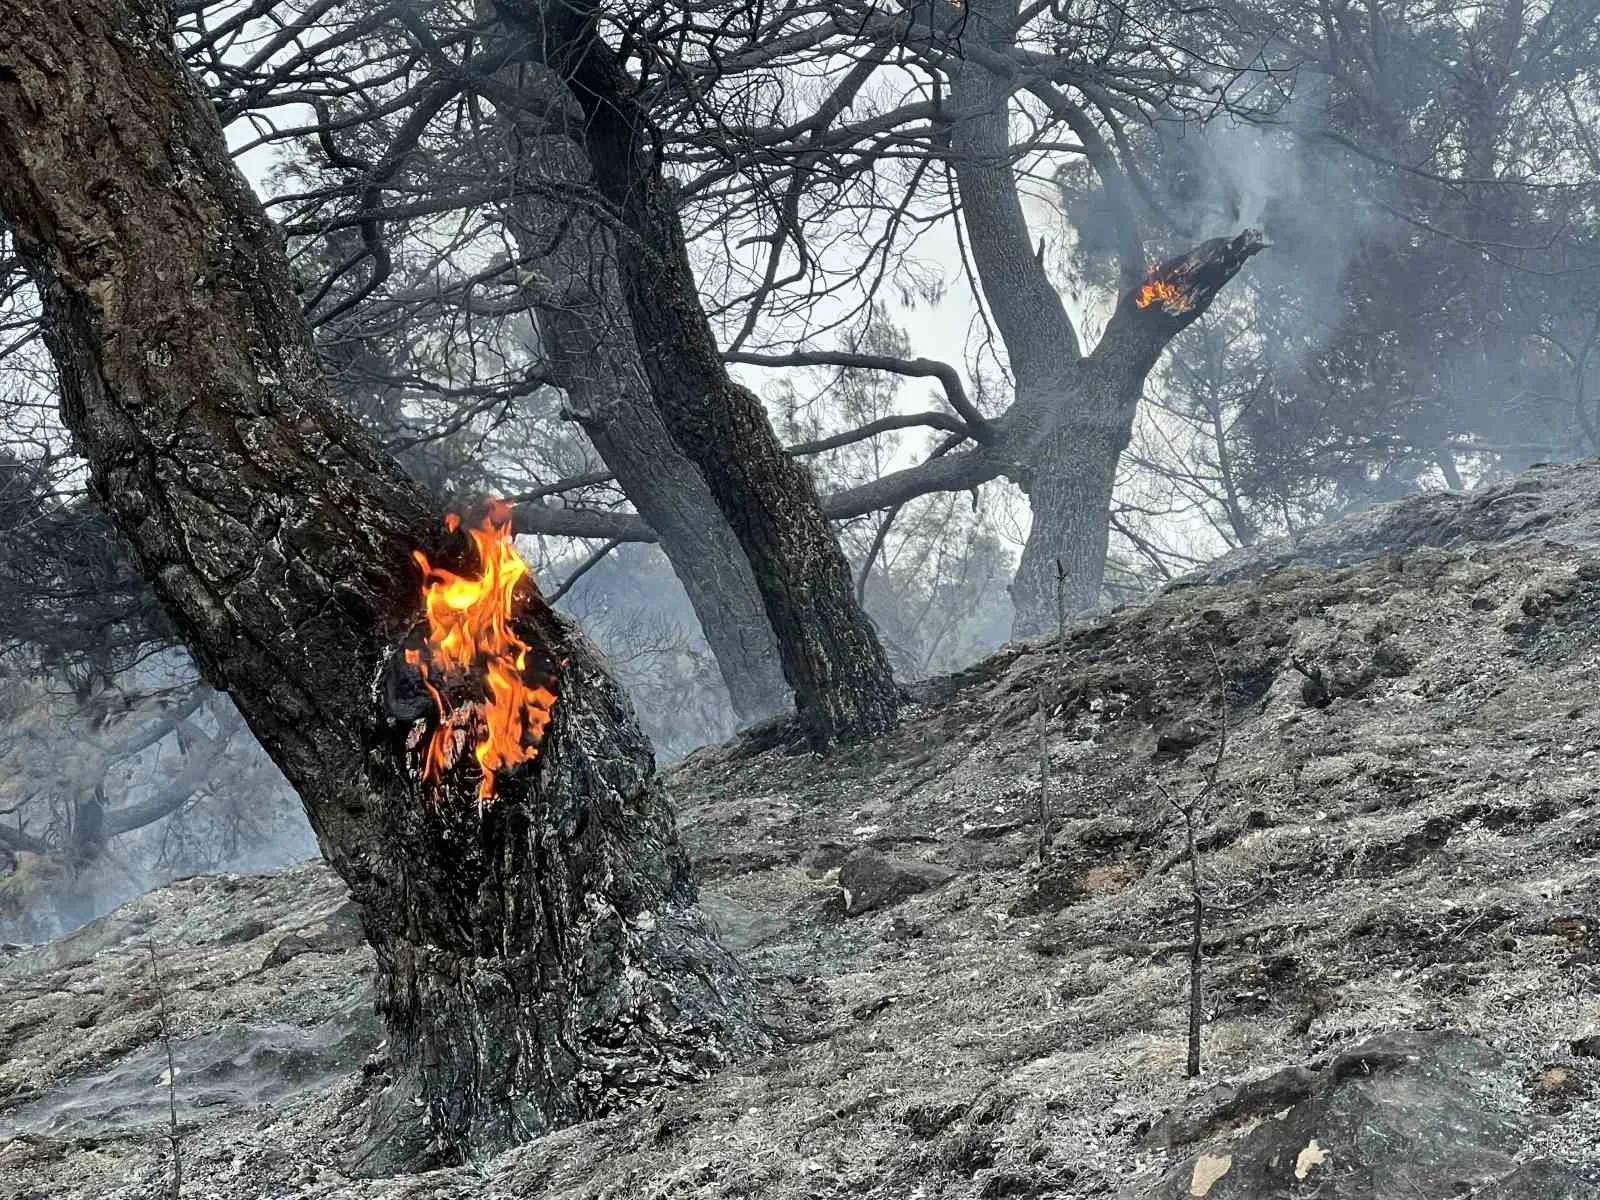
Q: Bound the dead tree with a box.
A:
[0,0,764,1165]
[1154,647,1229,1079]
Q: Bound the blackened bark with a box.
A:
[0,0,763,1165]
[487,53,789,724]
[492,0,901,749]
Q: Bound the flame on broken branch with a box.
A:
[1134,273,1195,315]
[405,498,558,802]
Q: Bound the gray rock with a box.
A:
[1570,1035,1600,1059]
[1141,1030,1588,1199]
[837,848,954,916]
[696,893,793,952]
[261,899,365,969]
[1142,1064,1318,1150]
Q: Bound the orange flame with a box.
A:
[405,498,557,802]
[1135,274,1194,314]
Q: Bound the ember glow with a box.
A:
[406,499,557,802]
[1135,274,1195,314]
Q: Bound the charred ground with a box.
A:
[6,461,1600,1198]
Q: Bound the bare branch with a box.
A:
[724,349,993,441]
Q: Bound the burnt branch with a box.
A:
[1090,230,1269,380]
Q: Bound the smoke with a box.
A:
[1155,83,1396,372]
[0,679,318,945]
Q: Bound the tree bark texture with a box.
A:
[487,51,789,724]
[1004,239,1265,635]
[0,0,763,1166]
[492,0,902,749]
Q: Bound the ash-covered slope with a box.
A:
[1182,456,1600,587]
[6,464,1600,1200]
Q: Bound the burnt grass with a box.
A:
[6,513,1600,1196]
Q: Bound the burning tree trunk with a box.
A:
[0,0,763,1166]
[946,2,1264,636]
[491,0,903,749]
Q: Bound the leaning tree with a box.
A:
[175,0,903,745]
[0,0,771,1166]
[190,2,799,730]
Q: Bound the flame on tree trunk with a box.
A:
[369,582,766,1166]
[0,0,765,1168]
[405,499,560,803]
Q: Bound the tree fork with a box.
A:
[0,0,764,1167]
[1009,232,1267,635]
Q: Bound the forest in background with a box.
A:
[1,0,1596,952]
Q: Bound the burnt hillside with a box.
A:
[6,462,1600,1199]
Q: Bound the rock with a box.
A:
[798,841,852,878]
[837,848,954,916]
[1142,1065,1318,1150]
[215,918,270,946]
[884,916,923,942]
[1571,1035,1600,1059]
[1141,1030,1588,1198]
[261,933,317,969]
[1007,862,1083,917]
[261,900,365,969]
[696,893,793,952]
[1155,721,1211,755]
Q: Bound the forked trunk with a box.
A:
[0,0,763,1167]
[1008,235,1267,635]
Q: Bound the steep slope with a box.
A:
[5,464,1600,1199]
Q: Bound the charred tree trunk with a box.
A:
[946,14,1110,635]
[492,0,902,749]
[487,53,789,724]
[0,0,763,1167]
[1010,415,1127,629]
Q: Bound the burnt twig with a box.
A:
[1153,645,1229,1078]
[147,941,182,1199]
[1036,559,1070,864]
